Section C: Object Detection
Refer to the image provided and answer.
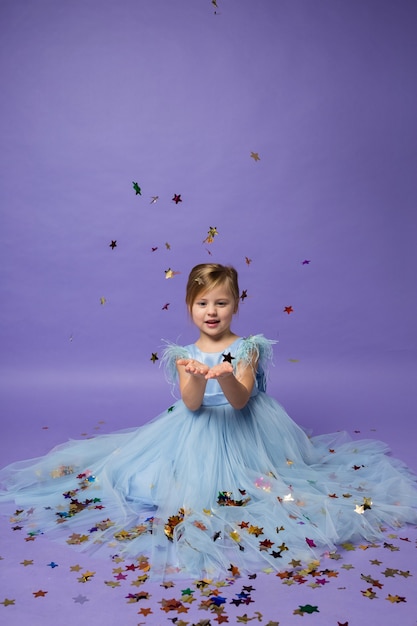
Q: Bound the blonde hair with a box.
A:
[185,264,239,312]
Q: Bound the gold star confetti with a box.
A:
[250,151,260,161]
[165,268,180,279]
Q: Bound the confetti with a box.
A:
[73,594,89,604]
[172,194,182,204]
[165,268,181,279]
[132,182,142,195]
[203,226,219,244]
[109,240,117,249]
[150,353,159,363]
[250,152,260,161]
[283,306,293,314]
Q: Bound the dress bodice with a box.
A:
[184,337,267,407]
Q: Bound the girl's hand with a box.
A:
[176,358,210,377]
[205,362,234,380]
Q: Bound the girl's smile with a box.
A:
[191,285,238,346]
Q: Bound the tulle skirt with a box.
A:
[1,392,416,579]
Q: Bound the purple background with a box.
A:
[1,3,417,624]
[1,0,416,469]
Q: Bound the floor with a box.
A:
[1,360,416,625]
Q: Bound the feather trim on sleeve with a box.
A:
[234,334,277,391]
[160,341,191,394]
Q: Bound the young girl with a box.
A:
[1,263,416,580]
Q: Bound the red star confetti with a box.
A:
[172,194,182,204]
[138,607,153,616]
[33,590,48,598]
[162,303,170,310]
[283,306,293,314]
[245,257,252,265]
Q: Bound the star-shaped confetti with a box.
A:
[150,353,159,363]
[109,240,117,249]
[132,182,142,195]
[165,268,180,279]
[73,594,89,604]
[283,306,293,314]
[386,594,406,603]
[33,590,48,598]
[1,598,15,607]
[172,194,182,204]
[222,352,235,363]
[294,604,319,615]
[250,152,260,161]
[203,226,219,244]
[150,196,159,204]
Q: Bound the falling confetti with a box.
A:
[165,268,180,279]
[132,182,142,195]
[172,194,182,204]
[109,240,117,249]
[150,196,159,204]
[150,353,159,363]
[203,226,219,244]
[283,306,293,314]
[250,152,260,161]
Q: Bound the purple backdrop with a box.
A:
[1,0,416,468]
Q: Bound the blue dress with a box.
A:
[1,335,416,579]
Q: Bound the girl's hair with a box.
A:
[185,263,239,312]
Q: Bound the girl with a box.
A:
[1,263,416,580]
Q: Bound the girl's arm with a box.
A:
[205,354,258,409]
[176,358,209,411]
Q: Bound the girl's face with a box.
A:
[191,284,238,342]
